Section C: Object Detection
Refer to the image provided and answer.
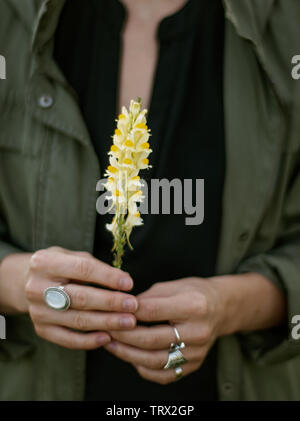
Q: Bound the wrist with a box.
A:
[0,253,31,314]
[209,274,242,337]
[209,272,287,337]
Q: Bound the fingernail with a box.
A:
[120,316,135,329]
[119,277,133,290]
[97,334,110,345]
[123,298,138,312]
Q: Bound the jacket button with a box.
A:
[38,94,54,109]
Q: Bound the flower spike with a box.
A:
[104,99,152,268]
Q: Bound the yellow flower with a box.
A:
[104,98,152,268]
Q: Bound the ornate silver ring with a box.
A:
[164,325,187,370]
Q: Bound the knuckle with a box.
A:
[149,356,161,370]
[77,251,92,258]
[73,313,89,331]
[73,288,88,309]
[106,316,120,330]
[147,282,162,294]
[196,326,212,344]
[71,335,96,351]
[62,339,77,350]
[47,246,63,253]
[30,250,47,270]
[136,366,165,384]
[75,257,93,280]
[144,304,158,321]
[143,333,157,349]
[33,323,45,338]
[60,334,82,350]
[197,349,206,362]
[193,293,208,316]
[104,267,120,287]
[85,338,100,350]
[104,293,118,310]
[29,305,44,322]
[202,325,212,342]
[24,278,36,300]
[136,366,147,380]
[157,376,170,385]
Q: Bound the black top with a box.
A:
[54,0,225,401]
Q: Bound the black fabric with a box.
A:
[54,0,225,401]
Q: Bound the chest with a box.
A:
[118,0,189,110]
[118,21,157,111]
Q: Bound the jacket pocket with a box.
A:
[0,90,44,157]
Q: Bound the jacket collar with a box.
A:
[31,0,66,56]
[223,0,275,45]
[4,0,39,34]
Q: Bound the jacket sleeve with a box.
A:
[235,151,300,365]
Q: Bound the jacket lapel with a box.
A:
[216,0,284,274]
[7,0,93,148]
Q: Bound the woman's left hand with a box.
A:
[104,277,225,384]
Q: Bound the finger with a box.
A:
[34,324,111,350]
[110,323,209,349]
[30,250,133,290]
[64,283,138,312]
[134,362,201,385]
[27,279,138,313]
[104,340,204,370]
[110,325,175,349]
[137,280,184,299]
[136,295,193,322]
[30,305,136,331]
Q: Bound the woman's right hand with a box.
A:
[20,246,138,350]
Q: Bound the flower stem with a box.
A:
[112,214,127,269]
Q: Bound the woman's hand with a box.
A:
[105,277,224,384]
[105,273,286,384]
[0,247,139,350]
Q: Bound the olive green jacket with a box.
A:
[0,0,300,401]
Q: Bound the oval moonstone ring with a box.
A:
[43,286,71,311]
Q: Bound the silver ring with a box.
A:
[43,285,71,311]
[174,366,183,380]
[170,325,185,349]
[173,326,181,344]
[164,345,187,369]
[164,325,187,370]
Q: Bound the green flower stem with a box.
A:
[112,213,126,269]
